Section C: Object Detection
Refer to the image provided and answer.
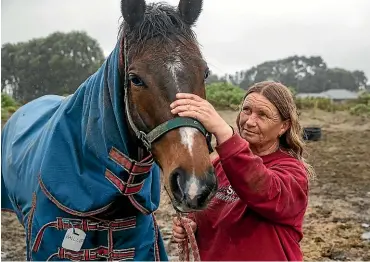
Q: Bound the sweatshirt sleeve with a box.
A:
[215,133,308,224]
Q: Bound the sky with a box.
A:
[1,0,370,80]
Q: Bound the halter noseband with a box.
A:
[122,38,213,152]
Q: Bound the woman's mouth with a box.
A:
[244,129,257,135]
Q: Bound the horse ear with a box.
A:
[177,0,203,26]
[121,0,146,29]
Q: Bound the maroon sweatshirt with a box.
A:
[190,133,309,261]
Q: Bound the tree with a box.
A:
[238,55,327,92]
[233,55,367,93]
[352,70,368,89]
[1,31,105,103]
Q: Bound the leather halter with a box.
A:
[121,38,213,152]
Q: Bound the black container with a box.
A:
[303,127,322,141]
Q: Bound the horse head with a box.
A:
[119,0,217,213]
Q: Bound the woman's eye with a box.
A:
[128,74,145,86]
[259,112,267,118]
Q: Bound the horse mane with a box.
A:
[118,2,198,55]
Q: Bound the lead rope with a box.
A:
[176,212,201,262]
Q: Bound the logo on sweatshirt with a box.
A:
[215,185,239,202]
[226,185,235,195]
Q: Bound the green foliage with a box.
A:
[295,97,342,112]
[1,108,9,121]
[348,92,370,116]
[356,92,370,105]
[349,104,370,116]
[1,31,105,103]
[1,93,20,121]
[206,82,246,110]
[2,92,19,108]
[294,90,370,116]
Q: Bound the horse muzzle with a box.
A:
[169,166,217,212]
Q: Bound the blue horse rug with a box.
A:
[1,38,168,261]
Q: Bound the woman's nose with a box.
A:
[245,114,257,127]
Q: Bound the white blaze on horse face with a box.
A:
[166,47,183,91]
[179,127,200,200]
[186,175,200,200]
[179,127,197,157]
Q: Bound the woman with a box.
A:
[170,81,314,261]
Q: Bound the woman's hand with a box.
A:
[210,151,219,163]
[170,93,233,144]
[172,216,197,243]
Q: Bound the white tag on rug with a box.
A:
[61,228,86,251]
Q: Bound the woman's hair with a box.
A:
[236,81,315,179]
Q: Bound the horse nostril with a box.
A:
[169,167,187,203]
[169,166,218,210]
[186,167,217,208]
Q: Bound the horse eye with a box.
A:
[128,74,145,87]
[204,69,210,80]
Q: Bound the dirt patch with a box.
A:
[300,129,370,261]
[2,110,370,260]
[1,211,26,260]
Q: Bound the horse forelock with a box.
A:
[118,2,199,59]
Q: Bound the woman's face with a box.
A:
[238,92,289,149]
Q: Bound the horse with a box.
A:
[1,0,218,260]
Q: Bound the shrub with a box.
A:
[1,93,21,122]
[349,104,370,116]
[356,92,370,105]
[295,97,351,112]
[1,93,19,108]
[206,83,245,110]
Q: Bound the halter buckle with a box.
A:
[139,131,151,151]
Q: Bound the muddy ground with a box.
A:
[2,109,370,261]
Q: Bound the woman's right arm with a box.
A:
[215,133,309,224]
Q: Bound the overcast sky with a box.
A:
[2,0,370,80]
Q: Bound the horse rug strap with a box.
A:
[177,212,201,262]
